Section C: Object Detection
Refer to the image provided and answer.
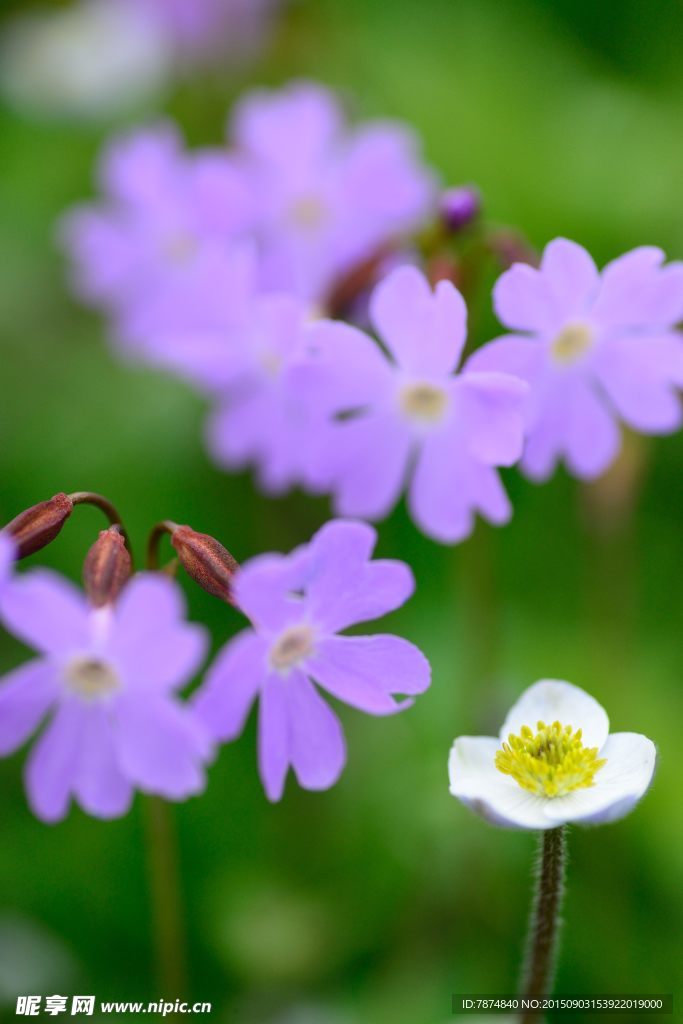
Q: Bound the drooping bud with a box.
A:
[83,526,132,607]
[440,185,481,233]
[4,492,73,558]
[170,525,239,604]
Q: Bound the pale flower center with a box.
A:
[64,656,120,700]
[400,383,449,425]
[288,195,327,230]
[269,625,316,673]
[162,232,197,265]
[550,322,594,366]
[495,720,607,798]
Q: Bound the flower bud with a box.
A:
[4,492,73,558]
[83,526,132,607]
[440,185,481,233]
[170,525,238,604]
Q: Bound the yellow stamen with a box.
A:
[64,656,119,700]
[495,720,607,797]
[400,383,449,424]
[289,196,327,230]
[269,625,315,673]
[550,322,593,366]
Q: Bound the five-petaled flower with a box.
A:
[448,679,656,829]
[194,519,431,801]
[469,238,683,480]
[306,265,528,543]
[0,570,211,822]
[230,80,436,303]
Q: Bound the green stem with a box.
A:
[143,797,188,1000]
[519,826,567,1023]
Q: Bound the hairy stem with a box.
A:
[520,826,567,1023]
[143,797,187,1000]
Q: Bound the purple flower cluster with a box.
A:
[62,80,435,331]
[0,519,429,821]
[62,82,683,545]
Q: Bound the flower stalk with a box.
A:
[520,826,567,1022]
[143,797,188,1000]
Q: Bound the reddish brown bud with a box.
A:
[4,492,73,558]
[170,525,238,604]
[83,526,132,607]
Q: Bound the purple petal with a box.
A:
[370,266,467,374]
[0,659,58,756]
[540,238,599,317]
[0,571,89,656]
[456,371,528,466]
[194,629,267,741]
[308,634,430,714]
[303,320,392,410]
[99,122,184,210]
[286,671,346,792]
[563,378,621,479]
[334,124,436,265]
[409,431,511,543]
[234,549,311,633]
[108,574,208,692]
[114,695,211,800]
[594,334,683,433]
[25,702,84,823]
[72,705,133,820]
[232,81,341,179]
[258,673,290,801]
[493,263,562,334]
[329,412,412,521]
[592,247,683,328]
[304,519,415,632]
[465,335,544,383]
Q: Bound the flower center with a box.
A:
[163,232,197,265]
[400,383,449,425]
[64,656,120,700]
[495,720,607,798]
[269,625,316,673]
[550,322,594,366]
[288,196,327,230]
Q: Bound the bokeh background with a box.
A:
[1,0,682,1021]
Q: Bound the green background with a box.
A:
[1,0,682,1020]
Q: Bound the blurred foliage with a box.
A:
[1,0,682,1021]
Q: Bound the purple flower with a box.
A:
[230,80,437,303]
[142,247,336,494]
[469,238,683,480]
[305,266,528,544]
[138,0,280,63]
[60,122,254,346]
[0,571,210,822]
[194,519,431,801]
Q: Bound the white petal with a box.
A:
[448,736,551,830]
[543,732,656,825]
[500,679,609,749]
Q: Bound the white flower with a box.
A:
[0,0,170,120]
[448,680,656,830]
